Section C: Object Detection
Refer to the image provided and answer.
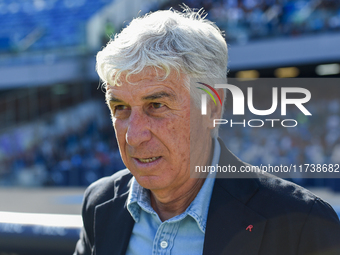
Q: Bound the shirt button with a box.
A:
[160,240,168,249]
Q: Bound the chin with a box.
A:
[134,175,166,190]
[135,176,159,189]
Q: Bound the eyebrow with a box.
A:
[142,91,175,101]
[106,95,123,103]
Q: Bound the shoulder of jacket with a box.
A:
[83,169,133,210]
[253,175,322,214]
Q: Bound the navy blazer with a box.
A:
[74,139,340,255]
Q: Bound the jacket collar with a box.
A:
[203,138,267,255]
[215,137,260,204]
[94,173,135,255]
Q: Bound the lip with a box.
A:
[132,156,162,167]
[136,156,161,163]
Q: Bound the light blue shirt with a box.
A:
[126,138,220,255]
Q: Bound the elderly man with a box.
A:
[74,8,340,255]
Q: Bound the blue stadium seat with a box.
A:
[0,0,115,52]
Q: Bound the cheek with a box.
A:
[169,116,191,161]
[113,120,127,147]
[158,112,190,142]
[107,106,116,124]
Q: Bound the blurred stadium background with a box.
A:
[0,0,340,254]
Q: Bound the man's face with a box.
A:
[106,68,213,194]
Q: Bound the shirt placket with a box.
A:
[152,221,180,255]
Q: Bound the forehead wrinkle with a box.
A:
[106,70,186,105]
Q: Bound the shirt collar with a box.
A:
[127,138,221,233]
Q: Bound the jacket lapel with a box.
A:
[203,139,267,255]
[203,179,267,255]
[94,180,135,255]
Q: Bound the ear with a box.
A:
[206,88,224,130]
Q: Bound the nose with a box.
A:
[125,108,152,147]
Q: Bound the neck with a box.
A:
[150,178,205,221]
[150,138,214,221]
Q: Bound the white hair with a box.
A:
[96,8,228,137]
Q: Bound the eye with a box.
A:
[115,105,129,111]
[112,104,131,119]
[146,102,167,116]
[151,102,164,109]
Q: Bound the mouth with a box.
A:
[136,156,161,163]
